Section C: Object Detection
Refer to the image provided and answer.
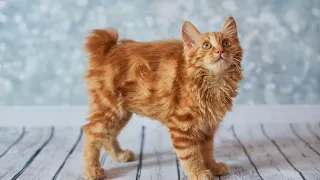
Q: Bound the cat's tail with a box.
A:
[84,28,119,56]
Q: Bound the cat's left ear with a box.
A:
[182,21,201,49]
[221,16,238,38]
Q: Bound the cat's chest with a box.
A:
[193,78,239,116]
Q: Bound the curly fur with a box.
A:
[82,16,243,180]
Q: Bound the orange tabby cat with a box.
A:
[83,16,243,180]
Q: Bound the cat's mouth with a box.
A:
[215,57,224,62]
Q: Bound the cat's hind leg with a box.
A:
[83,101,134,180]
[83,120,106,180]
[102,111,134,162]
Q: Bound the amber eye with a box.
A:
[222,39,231,47]
[202,42,212,50]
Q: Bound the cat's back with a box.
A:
[105,38,185,86]
[101,38,185,78]
[108,39,185,119]
[116,39,184,61]
[85,29,185,120]
[121,39,184,81]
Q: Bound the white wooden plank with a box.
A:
[55,134,86,180]
[139,122,179,180]
[291,123,320,158]
[0,127,25,159]
[17,127,82,180]
[233,124,302,180]
[0,127,53,179]
[263,123,320,179]
[0,110,318,179]
[223,105,320,125]
[214,125,262,180]
[1,105,320,126]
[306,122,320,143]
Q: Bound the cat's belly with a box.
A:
[127,95,173,121]
[119,82,173,121]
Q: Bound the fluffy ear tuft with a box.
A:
[221,16,238,38]
[182,21,201,49]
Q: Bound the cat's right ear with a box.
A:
[182,21,201,49]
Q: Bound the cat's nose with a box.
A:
[215,49,224,55]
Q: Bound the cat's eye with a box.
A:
[222,39,231,47]
[202,42,212,50]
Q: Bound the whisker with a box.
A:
[232,50,242,53]
[230,61,242,75]
[231,49,242,53]
[232,58,242,62]
[232,57,248,63]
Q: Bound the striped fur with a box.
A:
[82,16,243,180]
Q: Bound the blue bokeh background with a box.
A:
[0,0,319,105]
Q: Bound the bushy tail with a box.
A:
[84,28,119,56]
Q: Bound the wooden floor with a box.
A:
[0,106,320,180]
[0,123,320,180]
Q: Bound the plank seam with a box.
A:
[306,122,320,142]
[0,127,25,159]
[11,127,55,180]
[175,156,180,180]
[0,172,7,179]
[231,125,264,180]
[135,126,145,180]
[153,145,163,180]
[290,123,320,157]
[51,128,83,180]
[100,152,107,166]
[260,124,306,180]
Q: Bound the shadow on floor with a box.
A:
[103,132,320,179]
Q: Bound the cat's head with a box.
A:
[182,16,242,74]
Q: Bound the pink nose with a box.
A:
[216,49,224,55]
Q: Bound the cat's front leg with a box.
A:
[168,126,214,180]
[203,139,229,176]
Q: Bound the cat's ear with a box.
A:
[182,21,201,49]
[221,16,238,38]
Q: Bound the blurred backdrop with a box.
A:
[0,0,319,105]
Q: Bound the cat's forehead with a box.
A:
[201,32,222,40]
[208,32,223,41]
[200,32,224,46]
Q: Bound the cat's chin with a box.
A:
[203,60,230,74]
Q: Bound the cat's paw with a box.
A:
[115,149,135,162]
[211,162,229,176]
[189,170,214,180]
[84,167,104,180]
[198,170,214,180]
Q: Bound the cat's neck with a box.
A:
[186,65,243,108]
[183,66,242,128]
[186,65,243,90]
